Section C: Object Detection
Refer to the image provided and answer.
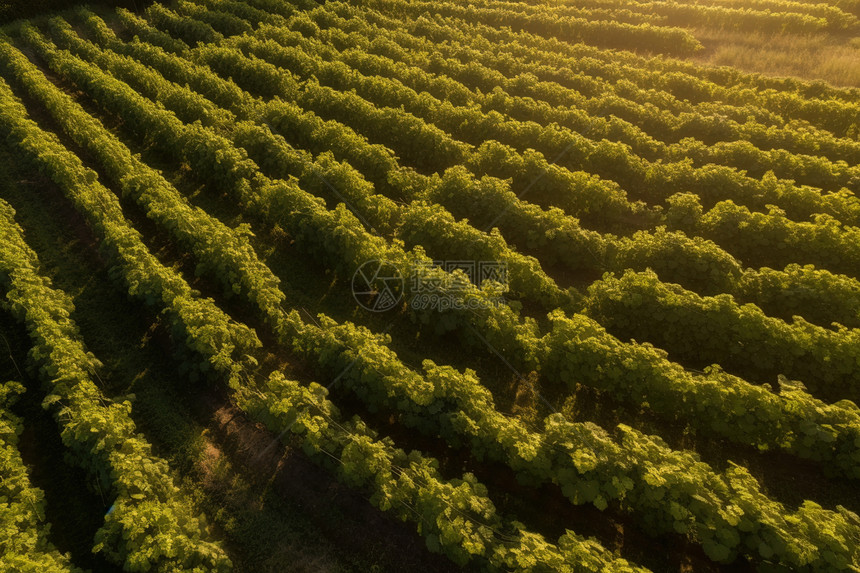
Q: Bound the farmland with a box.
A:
[1,0,860,571]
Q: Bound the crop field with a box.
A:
[1,0,860,571]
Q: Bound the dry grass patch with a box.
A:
[689,27,860,87]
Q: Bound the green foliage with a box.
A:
[76,0,860,483]
[350,0,704,57]
[541,309,860,481]
[2,26,619,572]
[233,10,860,227]
[340,1,860,138]
[236,370,648,572]
[736,264,860,329]
[585,269,860,403]
[145,2,223,46]
[667,193,860,276]
[0,0,139,26]
[0,196,232,571]
[310,2,860,224]
[0,380,79,572]
[4,1,860,570]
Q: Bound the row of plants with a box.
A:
[530,0,860,30]
[1,39,643,571]
[213,17,860,228]
[110,9,254,109]
[348,0,704,57]
[341,0,860,138]
[195,18,851,286]
[165,7,856,336]
[17,23,860,567]
[192,45,473,173]
[230,23,665,155]
[87,7,410,197]
[188,0,286,29]
[47,18,571,311]
[26,18,535,351]
[416,161,860,331]
[55,12,860,485]
[53,0,860,564]
[463,140,654,234]
[144,2,223,46]
[537,0,860,98]
[319,2,860,167]
[233,129,860,482]
[114,9,860,331]
[0,142,232,571]
[114,1,848,304]
[247,8,860,199]
[0,28,657,568]
[422,165,736,294]
[172,0,254,38]
[115,6,192,54]
[539,309,860,479]
[10,22,287,319]
[429,149,860,330]
[736,264,860,330]
[585,269,860,403]
[641,0,857,28]
[517,0,856,21]
[136,3,860,266]
[50,18,231,127]
[261,7,860,215]
[130,10,860,335]
[235,372,647,572]
[0,379,78,572]
[666,193,860,279]
[446,0,664,27]
[66,11,860,478]
[622,1,832,33]
[456,0,857,33]
[282,312,860,568]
